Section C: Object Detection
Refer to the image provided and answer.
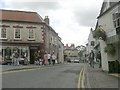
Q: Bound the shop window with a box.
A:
[21,48,28,58]
[4,47,12,60]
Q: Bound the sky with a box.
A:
[0,0,103,46]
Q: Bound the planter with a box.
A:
[108,60,120,73]
[93,27,107,41]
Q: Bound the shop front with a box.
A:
[0,46,29,64]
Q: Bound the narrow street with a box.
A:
[2,63,84,88]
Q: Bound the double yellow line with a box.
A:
[77,68,86,89]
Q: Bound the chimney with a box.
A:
[44,16,49,25]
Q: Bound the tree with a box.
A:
[76,45,85,51]
[76,45,86,57]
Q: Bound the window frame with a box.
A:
[112,13,120,28]
[0,28,7,39]
[14,28,21,40]
[28,29,35,40]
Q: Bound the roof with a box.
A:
[97,1,120,19]
[0,9,44,23]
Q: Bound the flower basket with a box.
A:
[93,28,107,41]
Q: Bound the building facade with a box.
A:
[64,44,79,62]
[0,9,64,65]
[43,16,64,63]
[0,9,45,64]
[94,0,120,71]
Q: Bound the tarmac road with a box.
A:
[2,63,84,88]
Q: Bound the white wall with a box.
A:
[88,29,95,53]
[99,39,109,71]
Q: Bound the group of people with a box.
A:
[34,51,57,65]
[12,50,28,66]
[88,50,101,68]
[12,50,20,65]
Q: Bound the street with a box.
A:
[2,63,84,88]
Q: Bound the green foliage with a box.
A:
[93,28,107,41]
[108,60,120,73]
[78,51,84,57]
[104,44,116,55]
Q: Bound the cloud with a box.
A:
[1,0,103,45]
[71,0,103,27]
[2,1,61,17]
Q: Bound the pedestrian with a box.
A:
[34,51,38,64]
[90,50,95,68]
[24,52,28,65]
[14,50,19,66]
[12,51,15,65]
[97,51,101,68]
[38,50,42,65]
[44,51,48,65]
[51,52,56,65]
[47,52,51,65]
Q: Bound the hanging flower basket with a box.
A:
[104,44,116,55]
[93,27,107,41]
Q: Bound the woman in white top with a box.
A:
[51,52,56,65]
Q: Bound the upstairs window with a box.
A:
[14,28,21,39]
[113,13,120,28]
[0,28,7,39]
[28,29,35,39]
[91,41,94,46]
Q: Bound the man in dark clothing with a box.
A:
[97,51,101,68]
[90,50,95,68]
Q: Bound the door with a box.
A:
[30,49,36,64]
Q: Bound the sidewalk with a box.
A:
[0,63,63,72]
[1,64,41,72]
[86,63,119,89]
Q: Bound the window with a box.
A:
[28,29,34,39]
[91,41,94,46]
[0,28,7,39]
[112,13,120,28]
[14,29,21,39]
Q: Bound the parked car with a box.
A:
[74,59,80,63]
[0,60,8,65]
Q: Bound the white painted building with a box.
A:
[97,0,120,71]
[87,28,95,54]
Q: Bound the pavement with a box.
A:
[1,63,66,72]
[86,63,120,89]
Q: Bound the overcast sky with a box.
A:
[0,0,103,46]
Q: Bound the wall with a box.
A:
[2,21,43,43]
[88,29,95,53]
[99,39,109,71]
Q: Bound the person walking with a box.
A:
[44,51,48,65]
[97,51,101,68]
[12,51,15,65]
[90,50,95,68]
[51,52,56,65]
[14,50,19,66]
[47,53,51,65]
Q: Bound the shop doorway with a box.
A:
[30,47,38,64]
